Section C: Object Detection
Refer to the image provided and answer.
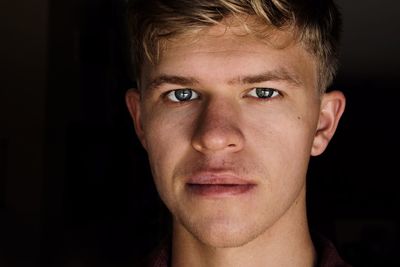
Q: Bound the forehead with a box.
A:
[140,23,317,91]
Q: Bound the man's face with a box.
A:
[127,24,342,248]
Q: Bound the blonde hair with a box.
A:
[128,0,342,92]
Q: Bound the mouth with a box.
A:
[186,173,256,197]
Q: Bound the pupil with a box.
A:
[256,88,272,98]
[175,89,192,101]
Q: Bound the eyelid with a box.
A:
[164,88,200,102]
[246,87,281,99]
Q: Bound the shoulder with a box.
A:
[313,234,352,267]
[138,239,170,267]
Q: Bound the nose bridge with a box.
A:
[201,96,232,123]
[191,96,244,153]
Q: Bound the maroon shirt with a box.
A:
[143,235,351,267]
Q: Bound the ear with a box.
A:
[311,90,346,156]
[125,88,147,150]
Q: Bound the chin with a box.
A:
[183,218,265,248]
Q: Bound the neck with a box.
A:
[171,188,316,267]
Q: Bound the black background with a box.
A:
[1,0,399,266]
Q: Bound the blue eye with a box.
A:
[248,88,280,99]
[166,89,199,102]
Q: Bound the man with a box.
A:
[126,0,350,266]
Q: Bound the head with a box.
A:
[126,0,345,248]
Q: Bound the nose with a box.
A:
[191,99,244,154]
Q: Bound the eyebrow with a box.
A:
[228,68,302,87]
[146,75,200,91]
[145,68,302,91]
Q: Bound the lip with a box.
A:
[186,172,256,197]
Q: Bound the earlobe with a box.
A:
[125,88,147,150]
[311,90,346,156]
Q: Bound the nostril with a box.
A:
[228,144,235,147]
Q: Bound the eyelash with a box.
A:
[164,88,199,103]
[246,88,281,100]
[163,88,281,103]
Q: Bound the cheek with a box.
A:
[244,105,315,181]
[142,108,194,196]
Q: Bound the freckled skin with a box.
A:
[126,22,345,267]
